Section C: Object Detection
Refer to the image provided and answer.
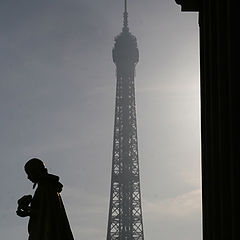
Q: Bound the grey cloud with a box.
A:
[0,0,201,239]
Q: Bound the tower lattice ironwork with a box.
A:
[107,1,144,240]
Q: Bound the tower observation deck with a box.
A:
[106,1,144,240]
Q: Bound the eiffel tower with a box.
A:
[106,1,144,239]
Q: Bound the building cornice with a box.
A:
[175,0,199,12]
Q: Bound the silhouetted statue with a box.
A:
[16,158,74,240]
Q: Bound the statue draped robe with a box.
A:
[28,174,74,240]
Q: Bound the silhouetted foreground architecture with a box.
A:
[17,158,74,240]
[106,1,144,240]
[175,1,236,239]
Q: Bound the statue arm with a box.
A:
[16,195,32,217]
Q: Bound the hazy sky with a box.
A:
[0,0,201,239]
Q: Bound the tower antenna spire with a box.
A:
[123,0,128,30]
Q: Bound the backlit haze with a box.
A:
[0,0,201,239]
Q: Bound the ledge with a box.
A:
[175,0,199,12]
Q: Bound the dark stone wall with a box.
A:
[175,1,236,239]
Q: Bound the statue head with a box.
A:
[24,158,48,183]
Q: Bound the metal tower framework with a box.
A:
[107,1,144,240]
